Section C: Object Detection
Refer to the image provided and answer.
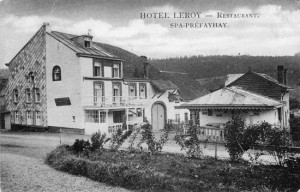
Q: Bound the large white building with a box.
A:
[4,23,207,134]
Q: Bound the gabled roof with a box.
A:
[227,71,292,89]
[47,29,207,100]
[150,71,209,101]
[178,86,285,109]
[48,31,121,60]
[151,80,178,92]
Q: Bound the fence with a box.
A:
[169,120,225,142]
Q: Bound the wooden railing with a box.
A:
[172,122,225,142]
[108,123,123,134]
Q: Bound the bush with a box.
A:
[174,121,203,158]
[139,123,170,154]
[224,116,248,161]
[290,115,300,143]
[90,131,110,151]
[72,139,91,153]
[110,129,132,151]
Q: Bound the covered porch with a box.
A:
[83,106,145,135]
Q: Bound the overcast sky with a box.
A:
[0,0,299,68]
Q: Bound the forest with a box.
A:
[150,55,300,100]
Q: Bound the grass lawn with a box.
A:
[45,145,300,192]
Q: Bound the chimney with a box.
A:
[141,56,149,78]
[43,22,51,32]
[277,65,284,84]
[283,69,287,85]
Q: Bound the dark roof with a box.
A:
[0,78,8,96]
[227,71,291,100]
[48,30,207,100]
[254,72,292,89]
[151,80,178,91]
[48,31,121,59]
[150,71,209,101]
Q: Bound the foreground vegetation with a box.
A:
[45,122,300,192]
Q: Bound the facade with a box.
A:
[178,67,292,131]
[4,24,205,135]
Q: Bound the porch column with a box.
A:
[190,109,197,125]
[106,109,109,132]
[126,108,129,130]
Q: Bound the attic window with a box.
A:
[84,41,91,48]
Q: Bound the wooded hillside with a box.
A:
[151,55,300,100]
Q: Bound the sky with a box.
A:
[0,0,300,68]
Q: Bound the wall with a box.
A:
[46,33,83,129]
[198,109,279,127]
[5,25,47,127]
[282,92,290,129]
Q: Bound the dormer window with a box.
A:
[83,35,92,48]
[84,41,90,48]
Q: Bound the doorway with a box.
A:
[151,102,166,131]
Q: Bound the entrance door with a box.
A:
[152,103,165,131]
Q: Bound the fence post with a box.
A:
[215,136,218,159]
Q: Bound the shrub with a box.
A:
[127,126,142,152]
[45,144,71,164]
[90,131,110,151]
[224,116,247,161]
[139,123,170,154]
[174,121,203,158]
[285,156,300,174]
[72,139,91,153]
[290,115,300,143]
[110,129,132,151]
[264,127,291,166]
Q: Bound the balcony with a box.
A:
[83,96,147,108]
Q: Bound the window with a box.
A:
[216,110,223,117]
[52,66,61,81]
[94,61,102,77]
[184,113,188,123]
[113,64,120,78]
[113,83,121,102]
[175,114,180,123]
[34,88,41,102]
[14,111,19,124]
[27,111,33,125]
[84,41,90,48]
[113,111,122,123]
[94,82,104,104]
[202,109,208,115]
[35,111,42,125]
[100,111,106,123]
[13,89,19,102]
[29,72,34,83]
[139,83,147,99]
[208,109,213,116]
[137,108,142,117]
[129,83,137,98]
[25,89,31,103]
[85,110,99,123]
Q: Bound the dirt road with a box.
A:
[0,132,130,192]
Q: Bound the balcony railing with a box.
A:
[108,123,123,134]
[83,96,147,107]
